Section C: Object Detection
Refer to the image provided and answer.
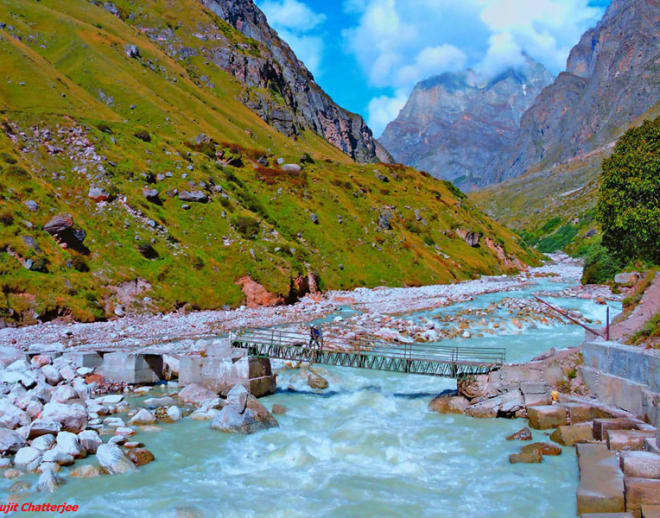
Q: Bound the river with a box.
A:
[5,276,620,517]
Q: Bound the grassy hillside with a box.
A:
[0,0,538,325]
[471,102,660,258]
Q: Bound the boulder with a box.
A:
[464,231,481,247]
[509,450,543,463]
[527,405,567,430]
[70,464,102,478]
[0,429,27,454]
[52,385,77,404]
[521,442,562,456]
[55,431,84,458]
[41,365,62,385]
[465,390,523,418]
[377,211,392,230]
[166,406,181,422]
[307,371,328,390]
[178,384,217,405]
[41,449,74,466]
[77,430,102,454]
[28,420,61,439]
[143,188,161,204]
[129,409,156,426]
[143,396,175,409]
[428,395,469,415]
[37,469,63,492]
[246,395,279,429]
[127,448,155,467]
[614,272,640,285]
[281,164,301,172]
[41,402,87,433]
[88,186,110,202]
[271,404,287,415]
[14,446,42,471]
[506,427,533,441]
[96,443,136,475]
[550,422,594,446]
[226,384,249,413]
[0,399,30,429]
[179,191,208,203]
[30,434,55,452]
[210,400,277,435]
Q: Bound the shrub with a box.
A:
[134,130,151,143]
[0,211,13,226]
[537,224,579,253]
[69,255,90,272]
[581,244,624,284]
[442,180,466,200]
[7,165,28,178]
[231,216,260,239]
[597,117,659,264]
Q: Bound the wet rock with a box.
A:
[30,434,55,452]
[129,409,156,426]
[42,449,74,466]
[428,395,469,414]
[41,402,87,433]
[509,450,543,463]
[521,442,562,456]
[178,384,217,405]
[14,446,42,471]
[550,422,593,446]
[166,406,181,422]
[4,469,22,479]
[465,390,523,418]
[127,447,155,467]
[307,370,328,390]
[271,404,287,415]
[0,429,27,454]
[55,431,84,458]
[226,384,248,413]
[77,430,102,454]
[211,406,264,434]
[37,468,63,492]
[143,396,176,409]
[70,464,102,478]
[96,443,136,475]
[506,427,533,441]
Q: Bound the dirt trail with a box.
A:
[610,274,660,343]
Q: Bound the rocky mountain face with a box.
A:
[199,0,383,163]
[501,0,660,182]
[380,56,553,190]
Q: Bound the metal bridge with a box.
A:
[231,328,505,378]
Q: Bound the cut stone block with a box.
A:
[563,402,611,423]
[98,353,163,384]
[642,504,660,518]
[625,478,660,516]
[527,405,567,430]
[594,418,639,441]
[61,352,103,370]
[621,452,660,479]
[608,430,657,451]
[576,443,625,515]
[551,422,594,446]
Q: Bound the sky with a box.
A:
[257,0,611,137]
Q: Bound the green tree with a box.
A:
[597,118,660,264]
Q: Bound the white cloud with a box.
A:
[258,0,326,76]
[343,0,606,132]
[259,0,326,32]
[368,90,409,136]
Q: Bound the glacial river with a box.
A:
[5,277,620,518]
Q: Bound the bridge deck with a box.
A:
[232,328,504,378]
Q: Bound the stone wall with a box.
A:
[581,339,660,435]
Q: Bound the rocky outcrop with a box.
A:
[501,0,660,182]
[235,276,284,308]
[381,56,552,190]
[130,0,383,163]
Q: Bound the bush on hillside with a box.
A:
[231,216,260,239]
[581,244,624,285]
[597,118,659,264]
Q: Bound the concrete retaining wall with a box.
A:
[581,339,660,434]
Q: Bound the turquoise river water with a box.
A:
[4,278,620,518]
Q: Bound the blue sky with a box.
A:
[257,0,611,136]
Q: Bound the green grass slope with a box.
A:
[0,0,538,325]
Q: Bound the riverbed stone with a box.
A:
[77,430,102,454]
[0,399,30,429]
[70,464,102,478]
[29,434,54,452]
[550,422,594,446]
[56,431,84,458]
[127,447,155,467]
[521,442,562,456]
[129,409,156,426]
[307,370,328,390]
[620,452,660,479]
[96,443,136,475]
[0,429,26,455]
[166,406,181,422]
[178,384,217,405]
[40,402,87,433]
[509,450,543,463]
[13,446,41,471]
[227,384,249,413]
[576,443,625,515]
[429,395,470,415]
[42,449,74,466]
[625,478,660,516]
[527,405,567,429]
[608,430,657,451]
[37,469,63,492]
[506,427,532,441]
[144,396,175,409]
[271,404,287,415]
[51,385,77,404]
